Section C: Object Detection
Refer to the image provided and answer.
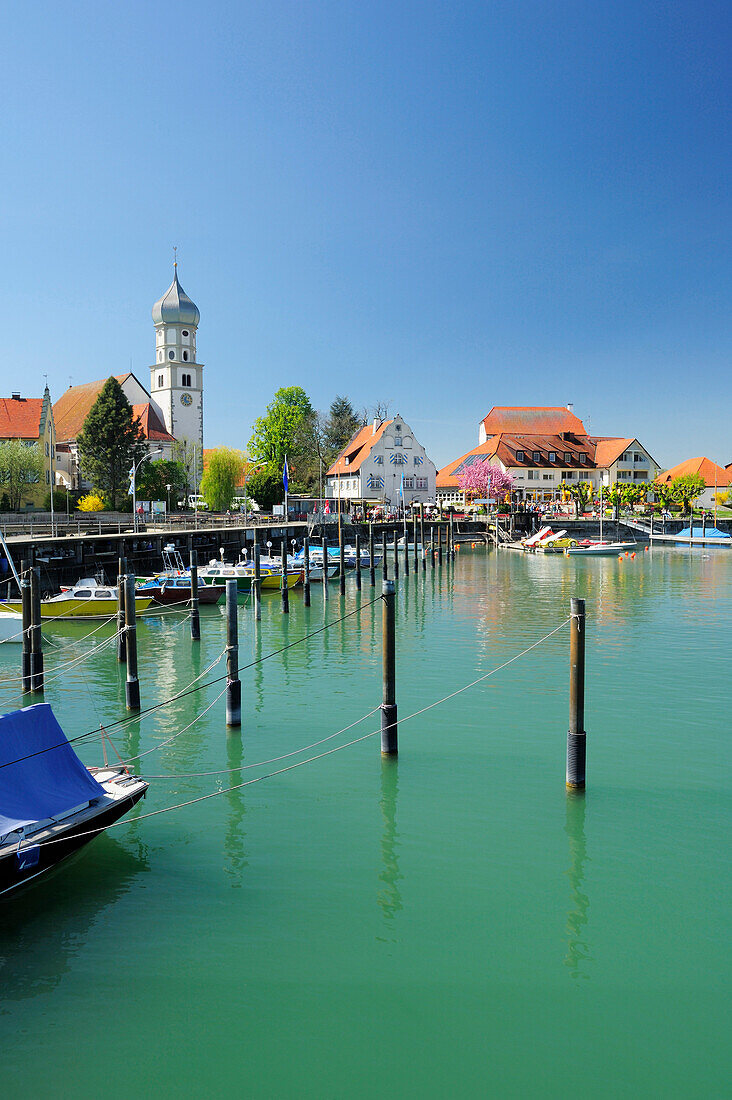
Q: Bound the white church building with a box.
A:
[54,265,204,488]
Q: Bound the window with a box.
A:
[403,477,414,489]
[579,453,587,464]
[158,351,163,362]
[413,456,421,466]
[374,455,383,465]
[181,373,192,388]
[45,441,49,456]
[563,471,575,480]
[182,330,189,337]
[564,452,572,463]
[394,436,402,447]
[46,470,50,483]
[549,452,556,463]
[183,351,188,361]
[416,477,427,490]
[533,451,541,462]
[168,350,175,359]
[633,452,645,463]
[542,473,553,480]
[527,470,538,480]
[515,450,524,462]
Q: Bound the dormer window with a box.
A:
[564,452,572,463]
[549,452,556,463]
[515,450,524,462]
[533,451,541,462]
[579,453,587,464]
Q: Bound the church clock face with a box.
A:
[180,393,193,406]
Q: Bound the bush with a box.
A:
[77,491,106,513]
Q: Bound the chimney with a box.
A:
[11,392,21,400]
[567,402,574,413]
[372,418,379,435]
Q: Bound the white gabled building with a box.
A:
[326,414,437,505]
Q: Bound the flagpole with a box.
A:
[284,453,288,525]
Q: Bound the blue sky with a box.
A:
[3,1,729,468]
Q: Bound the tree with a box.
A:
[457,460,514,503]
[653,481,676,511]
[246,464,284,509]
[77,378,144,509]
[670,473,706,522]
[136,459,187,506]
[248,387,314,468]
[0,441,44,510]
[560,479,594,518]
[200,447,244,512]
[171,437,202,506]
[324,396,363,460]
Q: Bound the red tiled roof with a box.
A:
[132,403,175,443]
[327,420,393,475]
[481,406,587,436]
[436,437,500,488]
[437,432,601,488]
[591,437,634,468]
[656,457,730,487]
[0,396,44,439]
[53,374,133,440]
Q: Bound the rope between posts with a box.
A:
[17,617,571,852]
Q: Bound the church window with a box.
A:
[158,375,164,388]
[168,350,175,359]
[182,373,192,388]
[182,330,189,338]
[183,351,188,361]
[158,351,163,362]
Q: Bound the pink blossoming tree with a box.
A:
[456,460,514,503]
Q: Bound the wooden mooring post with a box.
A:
[355,533,362,590]
[322,537,329,601]
[117,556,127,662]
[281,539,289,614]
[30,566,44,693]
[449,513,455,559]
[382,531,388,581]
[393,528,399,579]
[253,543,262,620]
[340,537,346,596]
[190,549,201,641]
[20,559,31,693]
[380,579,398,755]
[420,509,426,571]
[124,575,140,711]
[369,525,375,587]
[566,597,586,791]
[303,535,311,606]
[225,578,241,727]
[430,526,435,570]
[438,524,443,566]
[413,514,419,572]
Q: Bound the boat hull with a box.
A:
[2,596,153,620]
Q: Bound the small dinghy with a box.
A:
[0,704,148,898]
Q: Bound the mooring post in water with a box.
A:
[225,578,241,727]
[566,597,586,791]
[355,533,362,590]
[430,526,435,570]
[321,537,329,601]
[117,556,127,662]
[438,524,443,566]
[124,575,140,711]
[280,539,289,614]
[404,524,409,576]
[190,549,201,641]
[449,513,455,559]
[340,537,346,596]
[30,565,44,693]
[253,543,262,621]
[303,535,311,606]
[393,527,399,580]
[20,559,31,693]
[413,514,419,572]
[380,579,398,755]
[382,531,388,581]
[369,525,375,587]
[420,509,426,571]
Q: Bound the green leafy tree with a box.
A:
[200,447,244,512]
[248,387,314,468]
[246,463,284,509]
[0,441,44,510]
[670,473,706,522]
[136,459,187,506]
[171,437,202,507]
[653,481,676,511]
[77,378,144,509]
[559,479,594,518]
[324,396,363,461]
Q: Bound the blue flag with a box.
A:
[283,457,289,492]
[399,473,404,498]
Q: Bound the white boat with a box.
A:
[523,525,552,547]
[565,541,636,556]
[0,605,24,644]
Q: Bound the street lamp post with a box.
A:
[132,448,162,532]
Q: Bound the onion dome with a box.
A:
[152,266,200,326]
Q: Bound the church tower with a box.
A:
[150,263,203,452]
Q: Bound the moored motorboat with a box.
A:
[0,605,24,644]
[136,574,225,605]
[565,541,637,556]
[0,703,148,897]
[3,579,152,620]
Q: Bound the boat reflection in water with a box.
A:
[564,793,591,981]
[0,835,149,1003]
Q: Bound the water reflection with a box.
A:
[223,733,248,887]
[0,836,148,1005]
[564,792,591,980]
[376,758,402,933]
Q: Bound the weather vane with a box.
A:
[173,245,178,269]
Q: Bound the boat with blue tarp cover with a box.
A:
[0,704,147,897]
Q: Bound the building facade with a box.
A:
[0,387,56,506]
[438,406,660,503]
[150,265,204,455]
[327,415,437,505]
[656,457,731,509]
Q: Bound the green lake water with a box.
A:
[1,546,730,1097]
